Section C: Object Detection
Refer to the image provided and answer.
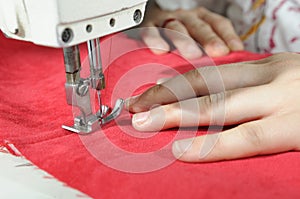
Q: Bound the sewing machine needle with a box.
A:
[97,90,103,117]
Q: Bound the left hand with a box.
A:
[139,1,244,59]
[125,53,300,162]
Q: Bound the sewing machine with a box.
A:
[0,0,148,133]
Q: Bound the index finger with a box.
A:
[126,61,273,113]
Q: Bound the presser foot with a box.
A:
[62,98,125,134]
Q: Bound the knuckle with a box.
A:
[165,102,181,117]
[200,95,213,120]
[214,18,233,31]
[205,36,221,44]
[198,22,211,30]
[223,34,238,41]
[270,53,288,63]
[196,6,208,14]
[220,17,231,25]
[238,123,265,147]
[189,22,211,34]
[187,69,202,81]
[164,13,175,19]
[174,9,185,15]
[264,53,297,73]
[148,84,164,97]
[209,36,220,42]
[186,69,203,95]
[165,20,181,29]
[210,92,226,125]
[201,92,226,125]
[268,53,294,65]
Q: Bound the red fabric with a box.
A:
[1,33,300,199]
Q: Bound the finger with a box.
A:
[131,85,276,131]
[199,8,244,51]
[156,77,171,84]
[126,61,274,113]
[163,20,203,59]
[140,26,170,54]
[172,115,298,162]
[179,14,229,57]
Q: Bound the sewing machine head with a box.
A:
[0,0,148,133]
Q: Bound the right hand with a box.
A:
[126,53,300,162]
[140,1,244,59]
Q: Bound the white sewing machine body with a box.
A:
[0,0,148,133]
[0,0,147,47]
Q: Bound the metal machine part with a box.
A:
[62,39,125,134]
[0,0,148,133]
[0,0,147,47]
[87,38,105,117]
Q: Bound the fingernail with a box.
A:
[186,45,199,54]
[213,42,229,53]
[125,95,140,110]
[151,43,169,54]
[228,39,244,51]
[132,111,151,126]
[183,45,203,59]
[172,139,193,159]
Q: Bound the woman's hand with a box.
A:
[126,53,300,162]
[140,1,244,59]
